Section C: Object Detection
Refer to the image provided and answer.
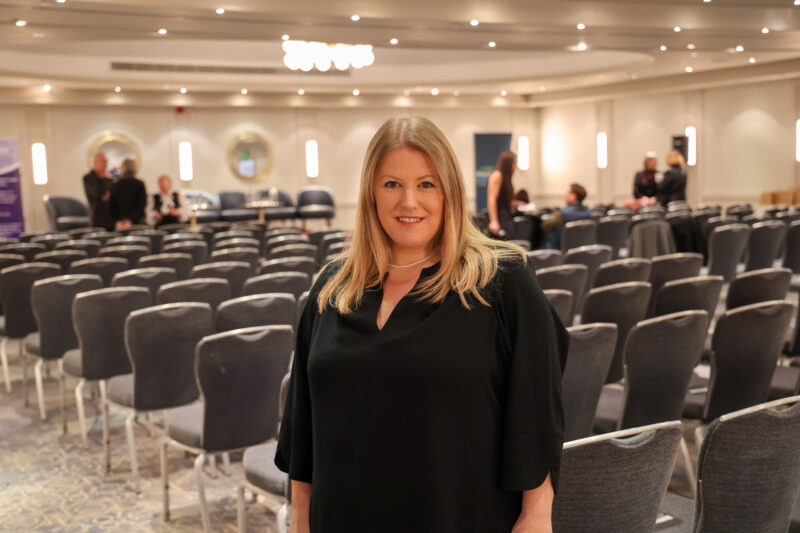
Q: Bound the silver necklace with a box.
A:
[388,254,434,269]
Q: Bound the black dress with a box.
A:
[109,173,147,225]
[657,165,687,206]
[275,257,568,533]
[82,170,113,230]
[633,170,658,198]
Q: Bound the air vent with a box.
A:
[110,62,349,76]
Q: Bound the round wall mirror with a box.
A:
[227,132,273,183]
[87,131,142,177]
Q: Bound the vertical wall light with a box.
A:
[305,140,319,178]
[596,132,608,169]
[516,136,530,171]
[796,119,800,163]
[685,126,697,166]
[178,141,193,181]
[31,143,48,185]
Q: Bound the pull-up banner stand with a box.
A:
[474,133,512,213]
[0,138,25,239]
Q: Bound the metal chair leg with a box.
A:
[237,484,246,533]
[1,337,10,393]
[58,360,66,433]
[679,437,697,498]
[277,502,289,533]
[195,453,212,533]
[75,378,88,447]
[125,411,140,493]
[222,452,231,476]
[208,454,218,479]
[22,343,29,407]
[100,381,111,473]
[161,438,170,521]
[34,358,46,420]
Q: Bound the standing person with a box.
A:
[276,116,567,533]
[633,151,659,201]
[82,152,113,230]
[147,174,189,227]
[487,150,517,238]
[109,158,147,230]
[657,150,688,207]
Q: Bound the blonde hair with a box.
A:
[317,115,526,313]
[666,149,685,167]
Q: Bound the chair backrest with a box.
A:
[653,275,723,318]
[138,253,194,280]
[162,241,209,265]
[214,237,260,251]
[0,263,63,338]
[130,229,166,253]
[0,253,24,272]
[543,289,573,327]
[73,287,152,379]
[707,224,751,282]
[111,267,178,303]
[553,421,682,532]
[216,293,297,332]
[55,239,101,257]
[297,186,334,207]
[535,265,588,324]
[648,252,703,313]
[267,235,310,253]
[692,396,800,533]
[745,220,787,272]
[69,257,129,286]
[563,245,613,292]
[596,216,631,259]
[593,258,651,288]
[562,323,617,441]
[726,267,791,310]
[156,278,231,310]
[511,215,534,242]
[561,219,597,252]
[31,274,103,359]
[210,247,260,270]
[782,220,800,274]
[581,281,651,383]
[243,272,311,299]
[705,300,795,421]
[190,261,252,297]
[307,229,338,247]
[0,242,47,261]
[125,302,215,410]
[163,232,205,246]
[84,231,121,246]
[265,227,303,239]
[219,191,247,210]
[269,244,317,261]
[98,245,150,267]
[620,310,709,430]
[34,250,88,272]
[259,257,317,278]
[31,233,70,250]
[213,230,254,245]
[197,325,295,451]
[527,249,562,271]
[106,235,152,252]
[703,215,739,240]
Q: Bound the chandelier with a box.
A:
[282,40,375,72]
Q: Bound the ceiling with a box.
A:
[0,0,799,101]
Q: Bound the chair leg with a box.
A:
[75,378,88,447]
[22,342,29,407]
[58,360,66,434]
[277,502,289,533]
[222,452,231,476]
[34,359,46,420]
[195,453,212,533]
[237,484,246,533]
[1,337,10,393]
[208,454,218,479]
[125,411,141,493]
[100,381,111,473]
[679,437,697,499]
[161,438,170,521]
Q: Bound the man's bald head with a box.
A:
[158,175,172,195]
[92,153,107,174]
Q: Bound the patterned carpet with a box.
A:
[0,362,283,532]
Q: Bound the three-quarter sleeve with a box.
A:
[496,258,568,493]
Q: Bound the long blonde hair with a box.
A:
[317,115,525,313]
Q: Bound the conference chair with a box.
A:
[213,230,255,246]
[596,216,631,259]
[535,265,588,325]
[69,257,129,286]
[210,247,260,270]
[55,239,102,257]
[106,235,152,252]
[308,229,340,247]
[31,233,70,250]
[745,220,786,272]
[162,232,205,247]
[648,253,704,314]
[111,268,178,303]
[157,278,231,311]
[266,235,311,255]
[296,186,335,227]
[83,231,121,246]
[0,253,24,316]
[0,242,47,261]
[243,272,311,299]
[216,293,297,333]
[706,224,751,282]
[130,229,166,254]
[782,220,800,274]
[563,245,612,293]
[33,250,88,272]
[527,249,562,271]
[163,241,209,265]
[259,257,317,278]
[65,227,104,239]
[269,244,318,262]
[319,233,349,262]
[98,245,150,267]
[138,253,194,280]
[702,215,739,242]
[214,237,260,253]
[592,258,651,288]
[725,268,791,310]
[652,275,724,318]
[265,228,303,240]
[191,261,252,298]
[543,290,573,327]
[561,219,597,252]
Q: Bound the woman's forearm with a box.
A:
[512,473,554,533]
[289,480,312,533]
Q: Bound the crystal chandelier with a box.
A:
[282,40,375,72]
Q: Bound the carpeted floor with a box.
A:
[0,362,283,532]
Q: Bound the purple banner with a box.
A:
[0,138,24,239]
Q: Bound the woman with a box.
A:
[487,150,517,238]
[657,149,687,207]
[109,158,147,230]
[632,152,659,200]
[275,116,567,533]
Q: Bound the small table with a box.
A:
[243,199,280,223]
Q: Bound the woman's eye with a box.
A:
[419,181,435,189]
[384,181,400,189]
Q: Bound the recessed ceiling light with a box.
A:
[56,0,66,3]
[500,89,508,96]
[216,8,225,14]
[470,19,479,27]
[180,87,187,94]
[33,32,45,38]
[691,52,698,58]
[298,89,305,95]
[735,45,744,52]
[749,57,757,63]
[158,28,167,35]
[352,89,360,96]
[350,14,360,22]
[114,86,121,93]
[15,20,27,27]
[453,90,460,96]
[685,66,694,72]
[488,41,496,48]
[281,34,290,41]
[703,0,711,3]
[42,84,52,92]
[795,0,800,6]
[431,88,439,96]
[660,45,668,51]
[673,26,682,32]
[390,38,398,45]
[577,42,588,51]
[761,27,770,34]
[687,43,696,49]
[403,90,410,96]
[240,88,248,95]
[577,23,586,30]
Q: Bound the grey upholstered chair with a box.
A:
[243,272,312,299]
[706,224,751,282]
[130,229,166,253]
[106,235,152,251]
[213,230,255,246]
[138,253,194,280]
[596,216,631,259]
[745,220,786,272]
[308,229,338,247]
[725,268,791,310]
[648,252,704,314]
[98,245,150,267]
[552,421,682,533]
[27,274,103,422]
[163,241,209,265]
[662,396,800,533]
[543,290,573,327]
[703,215,739,241]
[157,278,231,311]
[259,257,317,278]
[66,227,104,239]
[265,227,303,240]
[55,239,102,257]
[0,253,24,317]
[210,247,260,270]
[33,250,88,272]
[269,244,318,262]
[581,281,651,383]
[31,233,70,250]
[163,232,205,246]
[652,275,724,318]
[561,219,597,252]
[214,237,260,252]
[561,323,617,441]
[69,257,130,286]
[62,286,151,446]
[593,258,651,288]
[0,242,47,261]
[104,302,215,492]
[535,265,589,325]
[161,325,294,532]
[683,300,794,423]
[42,195,90,231]
[83,231,121,246]
[191,261,252,298]
[111,268,178,303]
[318,233,348,262]
[527,249,562,271]
[563,245,612,293]
[266,235,311,255]
[216,293,297,333]
[782,220,800,274]
[296,186,335,227]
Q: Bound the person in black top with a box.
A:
[487,150,516,238]
[275,115,567,533]
[633,151,659,200]
[657,149,688,207]
[82,152,113,230]
[109,158,147,230]
[147,174,189,227]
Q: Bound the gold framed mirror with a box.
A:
[227,132,273,183]
[87,130,142,177]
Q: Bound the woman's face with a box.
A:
[373,147,444,258]
[645,157,657,171]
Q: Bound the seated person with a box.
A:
[541,183,592,249]
[147,174,190,227]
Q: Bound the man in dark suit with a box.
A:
[82,152,113,230]
[109,158,147,230]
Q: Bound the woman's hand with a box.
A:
[512,474,554,533]
[511,516,552,533]
[489,220,501,235]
